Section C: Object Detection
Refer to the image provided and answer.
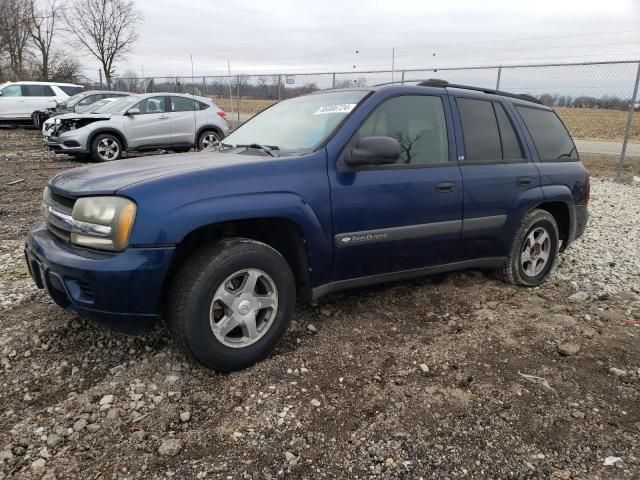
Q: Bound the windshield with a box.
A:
[63,92,86,107]
[78,99,111,113]
[223,90,369,154]
[97,96,140,113]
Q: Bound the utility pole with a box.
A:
[391,47,395,83]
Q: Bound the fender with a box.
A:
[540,184,577,246]
[86,128,129,151]
[131,192,333,287]
[503,185,546,242]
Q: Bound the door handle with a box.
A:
[435,181,455,193]
[517,176,532,187]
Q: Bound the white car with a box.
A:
[0,81,83,124]
[42,97,121,139]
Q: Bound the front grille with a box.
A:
[44,188,76,241]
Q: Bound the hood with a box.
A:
[49,151,271,196]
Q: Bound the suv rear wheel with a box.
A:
[197,130,221,150]
[167,238,295,371]
[493,209,559,286]
[91,133,123,162]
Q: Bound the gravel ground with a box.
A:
[1,128,639,479]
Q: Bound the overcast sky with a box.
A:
[107,0,640,78]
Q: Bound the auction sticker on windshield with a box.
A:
[314,104,357,115]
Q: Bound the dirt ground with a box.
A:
[1,128,639,480]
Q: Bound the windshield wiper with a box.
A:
[236,143,279,157]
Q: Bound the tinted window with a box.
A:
[517,106,578,161]
[1,85,22,97]
[171,96,198,112]
[77,95,98,106]
[494,103,524,160]
[357,95,449,165]
[457,98,502,161]
[23,84,55,97]
[135,96,166,114]
[59,86,83,96]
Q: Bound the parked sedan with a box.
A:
[32,90,129,127]
[46,93,229,161]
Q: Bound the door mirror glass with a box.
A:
[344,136,401,167]
[127,107,141,116]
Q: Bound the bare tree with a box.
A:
[27,0,61,80]
[0,0,31,80]
[64,0,143,88]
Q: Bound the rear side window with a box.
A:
[23,84,55,97]
[58,86,83,96]
[458,98,524,162]
[516,106,578,161]
[357,95,449,165]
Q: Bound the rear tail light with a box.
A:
[584,170,591,205]
[217,111,226,118]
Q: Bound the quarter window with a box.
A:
[171,96,201,112]
[357,95,449,165]
[58,86,83,96]
[494,103,524,160]
[23,84,55,96]
[516,106,578,161]
[135,96,166,114]
[1,85,22,96]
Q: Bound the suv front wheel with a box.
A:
[167,238,295,371]
[493,209,559,286]
[91,133,123,162]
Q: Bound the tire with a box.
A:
[91,133,123,162]
[493,209,559,286]
[167,238,296,371]
[197,130,221,151]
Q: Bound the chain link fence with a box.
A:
[101,60,640,173]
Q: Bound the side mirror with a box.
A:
[344,136,401,167]
[126,107,141,116]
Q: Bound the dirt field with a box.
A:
[1,128,639,479]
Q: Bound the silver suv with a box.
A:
[46,93,230,161]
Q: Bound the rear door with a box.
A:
[169,96,200,145]
[329,93,464,280]
[0,84,24,119]
[452,95,541,260]
[123,96,170,148]
[22,84,57,115]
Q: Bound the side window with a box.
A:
[171,96,197,112]
[23,84,55,97]
[197,101,210,110]
[135,96,166,114]
[516,106,578,161]
[457,98,502,162]
[1,85,22,97]
[58,86,83,96]
[494,103,524,160]
[77,95,97,106]
[357,95,449,165]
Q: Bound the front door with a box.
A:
[329,94,463,281]
[124,96,170,148]
[452,96,541,260]
[0,84,26,119]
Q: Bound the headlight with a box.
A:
[70,196,137,251]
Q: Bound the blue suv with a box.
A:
[25,80,590,371]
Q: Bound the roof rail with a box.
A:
[374,78,543,105]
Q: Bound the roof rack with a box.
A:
[374,78,543,105]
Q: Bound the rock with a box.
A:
[86,423,100,433]
[310,398,321,407]
[610,367,627,377]
[180,412,191,423]
[0,450,13,462]
[73,418,88,431]
[598,310,625,323]
[284,451,296,462]
[632,175,640,183]
[31,458,46,472]
[552,314,577,325]
[419,363,429,373]
[307,324,317,333]
[551,469,572,480]
[99,394,114,406]
[581,327,597,339]
[568,291,590,302]
[232,431,243,440]
[571,410,585,419]
[46,434,63,448]
[132,430,147,443]
[557,342,580,356]
[158,439,184,456]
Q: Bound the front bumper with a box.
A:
[47,130,89,154]
[25,223,175,334]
